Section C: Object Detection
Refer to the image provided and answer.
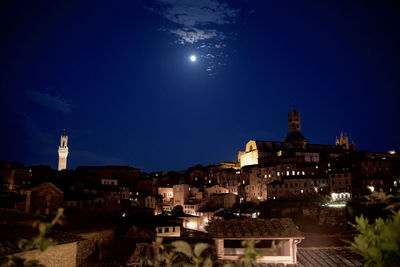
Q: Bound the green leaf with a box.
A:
[203,256,213,267]
[38,223,47,235]
[172,240,193,258]
[193,243,209,257]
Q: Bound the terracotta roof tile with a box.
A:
[0,224,82,256]
[208,218,303,239]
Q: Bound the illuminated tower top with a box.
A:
[58,131,69,171]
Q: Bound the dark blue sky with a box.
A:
[1,1,399,172]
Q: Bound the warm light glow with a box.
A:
[326,203,346,208]
[187,221,196,229]
[368,186,375,192]
[389,150,396,155]
[190,55,197,62]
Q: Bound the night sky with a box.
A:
[1,1,399,172]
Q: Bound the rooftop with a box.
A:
[0,224,82,256]
[127,244,363,266]
[207,218,303,239]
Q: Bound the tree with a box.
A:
[350,192,400,267]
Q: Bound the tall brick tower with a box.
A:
[283,109,307,147]
[288,109,301,133]
[58,131,69,171]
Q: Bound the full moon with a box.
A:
[190,55,197,62]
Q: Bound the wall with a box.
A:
[15,242,77,267]
[240,150,259,168]
[76,229,114,266]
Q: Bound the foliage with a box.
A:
[140,238,262,267]
[0,208,65,267]
[350,192,400,267]
[223,240,263,267]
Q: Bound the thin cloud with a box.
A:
[169,28,219,44]
[148,0,244,75]
[157,0,239,27]
[154,0,238,45]
[26,90,71,113]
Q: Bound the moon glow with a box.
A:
[190,55,197,62]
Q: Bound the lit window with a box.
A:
[286,171,290,176]
[292,171,295,175]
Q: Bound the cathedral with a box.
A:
[238,109,355,168]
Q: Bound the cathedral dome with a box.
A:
[283,131,307,144]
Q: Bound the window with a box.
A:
[158,228,162,233]
[172,227,175,232]
[165,227,169,233]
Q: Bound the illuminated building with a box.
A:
[238,109,356,168]
[57,131,69,171]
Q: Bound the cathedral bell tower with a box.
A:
[283,109,307,147]
[288,109,301,132]
[58,131,69,171]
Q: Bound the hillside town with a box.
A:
[1,110,399,266]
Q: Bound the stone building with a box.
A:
[25,182,64,215]
[328,171,352,200]
[173,184,190,207]
[158,186,173,204]
[204,184,229,197]
[209,193,238,209]
[238,168,267,201]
